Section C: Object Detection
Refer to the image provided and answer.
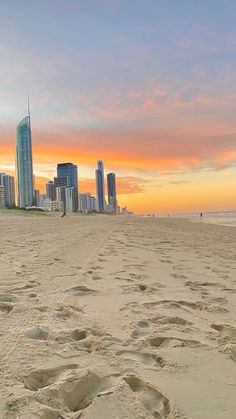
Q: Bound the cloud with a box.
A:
[169,180,188,185]
[1,123,236,177]
[32,126,236,172]
[69,81,236,125]
[117,176,149,194]
[78,176,148,195]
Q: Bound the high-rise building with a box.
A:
[95,160,105,212]
[0,173,15,208]
[16,107,34,208]
[56,186,77,213]
[107,172,117,212]
[57,163,78,210]
[46,180,56,201]
[65,187,77,213]
[79,193,91,213]
[57,163,78,189]
[56,187,66,211]
[0,185,5,208]
[34,189,41,206]
[90,196,98,212]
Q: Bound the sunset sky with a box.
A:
[0,0,236,213]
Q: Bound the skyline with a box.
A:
[0,1,236,213]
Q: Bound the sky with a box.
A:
[0,0,236,213]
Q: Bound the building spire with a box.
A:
[27,93,30,122]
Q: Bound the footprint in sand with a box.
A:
[143,299,228,314]
[210,323,236,347]
[148,335,204,348]
[172,273,187,279]
[160,258,173,264]
[24,323,90,344]
[131,327,149,338]
[54,329,88,343]
[36,369,117,413]
[185,281,219,290]
[0,293,17,303]
[117,350,167,368]
[150,315,193,327]
[23,364,78,391]
[137,320,150,328]
[124,375,180,418]
[9,282,39,292]
[24,325,49,340]
[65,285,97,295]
[0,301,14,314]
[87,265,102,275]
[28,293,37,298]
[138,284,148,291]
[92,275,102,281]
[122,283,151,294]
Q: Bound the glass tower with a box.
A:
[16,114,34,208]
[57,163,78,211]
[107,172,117,212]
[96,160,105,212]
[57,163,78,188]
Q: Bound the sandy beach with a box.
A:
[0,214,236,418]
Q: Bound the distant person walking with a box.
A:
[61,211,66,218]
[200,212,203,218]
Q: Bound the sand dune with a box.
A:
[0,215,236,418]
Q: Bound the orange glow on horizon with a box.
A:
[1,125,236,213]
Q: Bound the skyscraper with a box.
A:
[56,186,77,213]
[107,172,117,212]
[34,189,41,206]
[0,173,15,208]
[46,180,56,201]
[57,163,78,211]
[16,105,34,208]
[57,163,78,189]
[0,185,5,208]
[96,160,105,212]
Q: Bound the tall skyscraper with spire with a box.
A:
[96,160,105,212]
[16,100,34,208]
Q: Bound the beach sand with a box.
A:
[0,214,236,418]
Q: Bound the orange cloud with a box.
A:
[1,119,236,174]
[116,176,148,194]
[66,176,148,196]
[31,129,236,175]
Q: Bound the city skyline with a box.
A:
[0,1,236,213]
[6,104,124,213]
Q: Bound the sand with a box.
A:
[0,214,236,418]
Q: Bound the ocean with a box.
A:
[172,211,236,227]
